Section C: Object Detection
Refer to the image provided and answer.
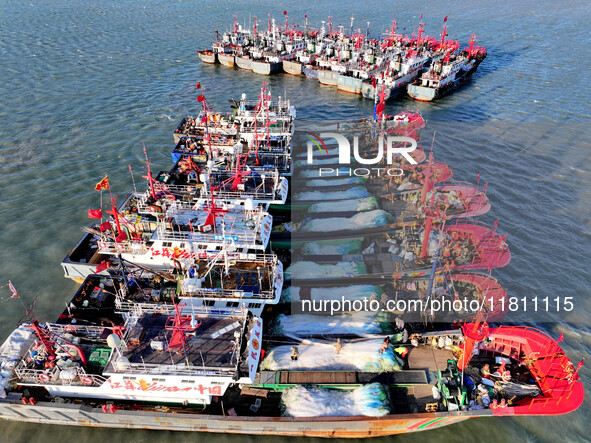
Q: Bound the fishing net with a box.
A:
[299,210,393,232]
[308,197,379,213]
[281,383,392,417]
[261,338,401,372]
[299,238,364,255]
[270,312,393,337]
[294,186,371,201]
[304,177,367,187]
[282,285,383,303]
[285,261,367,279]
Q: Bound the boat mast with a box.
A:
[440,16,448,48]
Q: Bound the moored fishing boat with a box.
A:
[218,52,236,68]
[0,305,582,436]
[235,53,253,70]
[407,35,486,102]
[197,50,217,64]
[282,59,303,75]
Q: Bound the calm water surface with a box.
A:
[0,0,589,441]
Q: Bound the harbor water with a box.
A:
[0,0,589,441]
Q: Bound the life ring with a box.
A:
[38,373,50,382]
[115,243,124,252]
[98,242,107,249]
[81,376,93,386]
[65,325,75,333]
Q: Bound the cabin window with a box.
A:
[250,303,261,309]
[226,302,239,308]
[163,242,172,248]
[123,376,137,381]
[181,380,196,384]
[151,378,166,382]
[204,300,215,307]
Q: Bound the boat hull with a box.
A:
[361,82,405,101]
[407,62,481,101]
[197,51,217,64]
[282,60,303,76]
[0,400,476,437]
[218,53,235,68]
[317,70,340,86]
[302,65,319,79]
[337,75,364,94]
[235,56,253,70]
[251,60,283,75]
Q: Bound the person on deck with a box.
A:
[290,346,299,361]
[335,338,342,355]
[379,337,390,355]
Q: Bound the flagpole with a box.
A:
[8,280,28,312]
[129,164,137,194]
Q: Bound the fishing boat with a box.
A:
[64,246,283,317]
[0,302,263,406]
[197,50,217,64]
[235,53,253,70]
[0,310,583,435]
[407,36,486,102]
[361,51,430,101]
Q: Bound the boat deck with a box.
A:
[121,314,244,369]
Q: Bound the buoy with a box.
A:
[81,376,93,386]
[29,397,37,405]
[38,373,50,382]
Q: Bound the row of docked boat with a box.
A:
[198,13,487,102]
[0,85,583,436]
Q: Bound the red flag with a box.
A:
[88,209,102,219]
[197,95,205,103]
[99,221,112,232]
[8,281,19,299]
[94,175,110,191]
[376,102,385,115]
[557,331,564,342]
[115,232,127,243]
[443,16,448,23]
[196,81,201,89]
[371,77,377,88]
[95,261,110,273]
[476,172,480,185]
[494,218,499,229]
[283,10,287,15]
[483,182,488,193]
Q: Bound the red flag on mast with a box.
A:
[443,16,448,22]
[95,261,110,273]
[8,281,19,299]
[94,175,110,191]
[196,82,201,89]
[88,209,103,219]
[197,95,205,103]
